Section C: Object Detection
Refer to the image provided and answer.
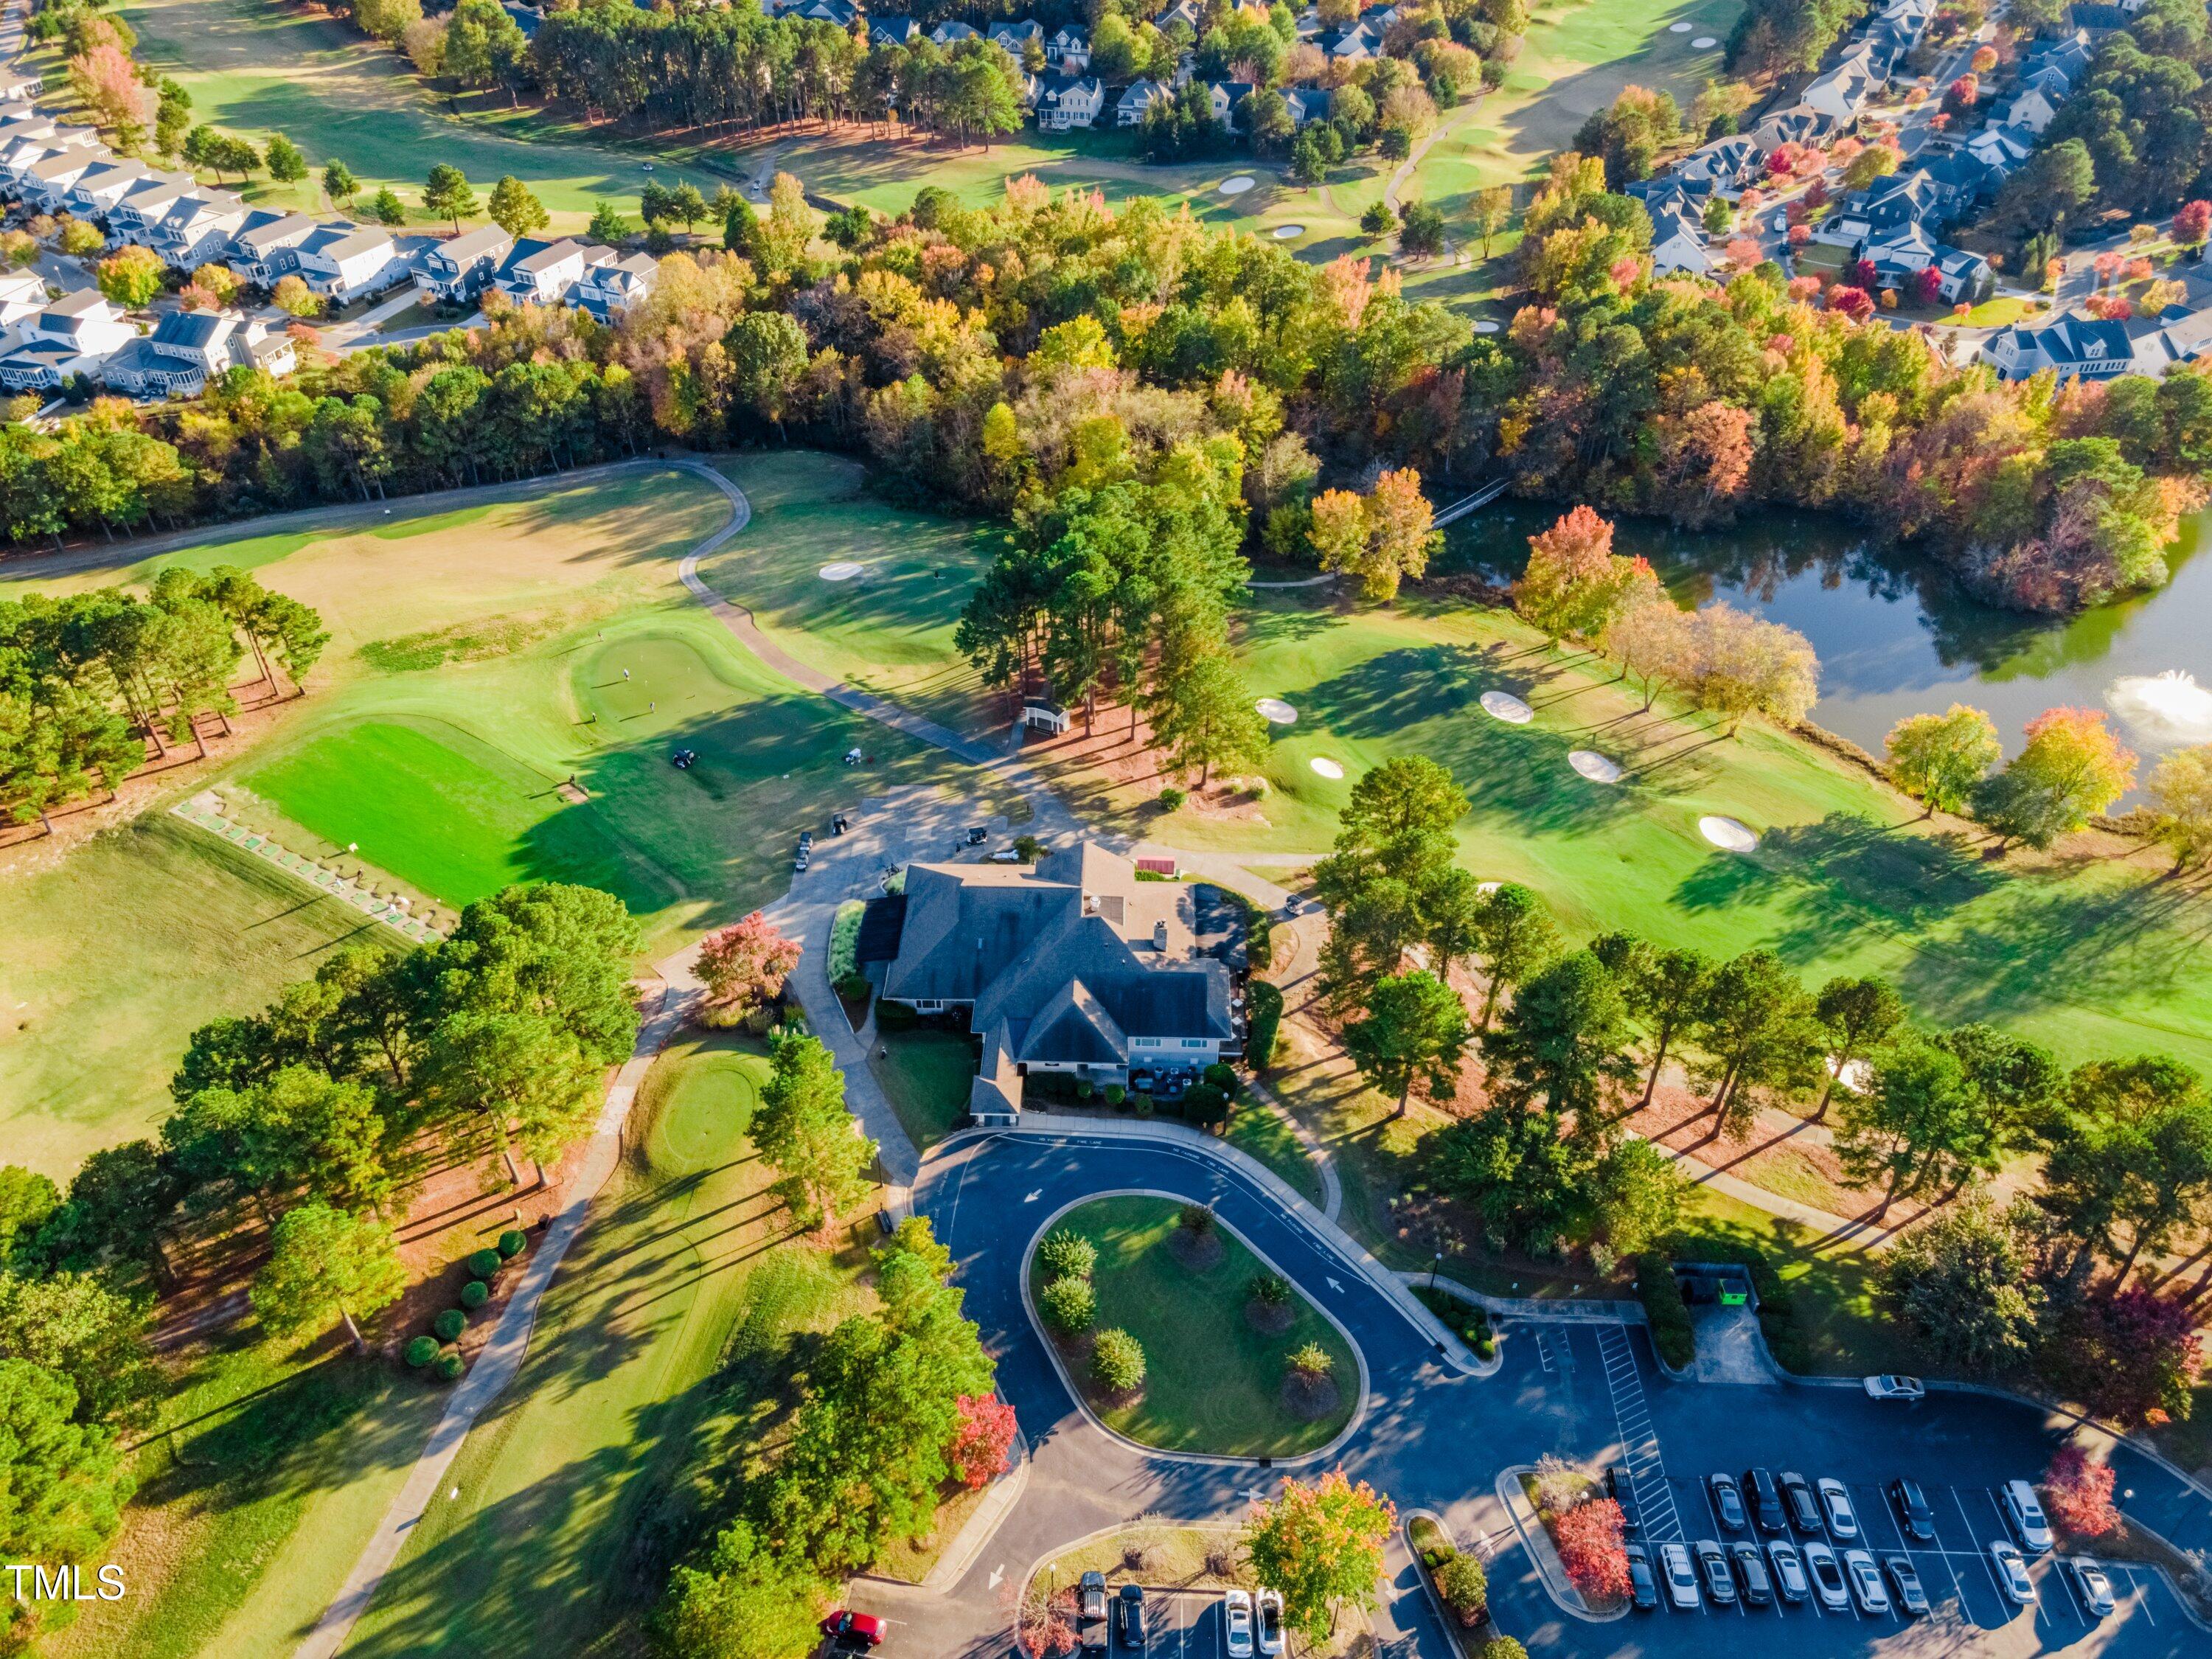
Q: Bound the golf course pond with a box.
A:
[1442,501,2212,776]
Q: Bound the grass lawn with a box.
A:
[867,1026,978,1152]
[1035,1194,1358,1458]
[1068,592,2212,1077]
[338,1030,877,1657]
[700,451,1001,734]
[0,815,391,1179]
[1224,1092,1326,1209]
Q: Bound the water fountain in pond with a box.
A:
[2107,670,2212,746]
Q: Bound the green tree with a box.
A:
[753,1030,875,1229]
[1241,1468,1397,1641]
[95,246,165,310]
[1974,706,2138,849]
[435,883,642,1062]
[1690,950,1823,1135]
[1878,1197,2043,1374]
[588,201,628,245]
[1481,950,1638,1124]
[321,158,358,205]
[2147,744,2212,869]
[1360,200,1398,240]
[655,1517,827,1659]
[422,1010,600,1180]
[0,1169,60,1267]
[1996,138,2096,235]
[725,311,810,438]
[1346,970,1472,1118]
[1471,883,1559,1029]
[1835,1034,2006,1217]
[1147,645,1269,788]
[1809,975,1906,1121]
[1340,755,1467,844]
[1614,942,1714,1108]
[2037,1056,2212,1293]
[1470,185,1514,257]
[0,1357,126,1566]
[249,1203,406,1353]
[369,187,407,227]
[423,163,478,232]
[1884,704,2000,816]
[487,175,548,239]
[265,133,307,184]
[0,1271,156,1427]
[1590,1138,1690,1253]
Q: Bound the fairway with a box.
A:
[1037,1195,1360,1458]
[337,1032,872,1658]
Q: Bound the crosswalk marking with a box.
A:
[1596,1324,1682,1543]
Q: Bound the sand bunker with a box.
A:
[1272,224,1304,239]
[1693,35,1718,45]
[1669,20,1693,29]
[1256,698,1298,725]
[1310,757,1345,779]
[1569,750,1623,783]
[818,562,864,581]
[1480,690,1534,724]
[1220,175,1256,195]
[1699,815,1759,852]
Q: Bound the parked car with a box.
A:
[1694,1539,1737,1606]
[1744,1467,1786,1534]
[798,830,813,849]
[1605,1466,1642,1537]
[1885,1554,1930,1617]
[1077,1573,1109,1654]
[1708,1472,1747,1532]
[1728,1540,1773,1606]
[1817,1477,1861,1540]
[2073,1559,2116,1618]
[1115,1584,1147,1648]
[818,1610,887,1650]
[1766,1539,1809,1605]
[1222,1588,1254,1657]
[1804,1541,1851,1612]
[1863,1374,1926,1401]
[1888,1478,1936,1544]
[1659,1542,1700,1610]
[793,848,811,872]
[2003,1478,2054,1553]
[1844,1548,1891,1615]
[1778,1470,1823,1534]
[1991,1541,2037,1604]
[1624,1543,1658,1610]
[1254,1589,1284,1655]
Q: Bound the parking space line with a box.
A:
[2126,1566,2157,1627]
[1952,1488,2011,1615]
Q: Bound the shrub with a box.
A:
[1178,1202,1216,1237]
[827,898,866,983]
[1104,1083,1127,1107]
[497,1230,528,1259]
[1287,1341,1333,1380]
[403,1335,439,1368]
[1482,1641,1528,1659]
[1551,1497,1630,1603]
[834,972,872,1004]
[1037,1228,1098,1282]
[1409,1514,1450,1568]
[466,1248,502,1279]
[459,1279,490,1310]
[1245,980,1284,1071]
[1183,1082,1228,1127]
[1249,1271,1292,1307]
[1202,1061,1239,1098]
[1475,1332,1497,1360]
[1091,1327,1146,1392]
[1039,1275,1098,1334]
[1076,1080,1093,1100]
[1158,786,1186,811]
[875,999,919,1030]
[1437,1551,1488,1618]
[433,1308,466,1342]
[1634,1253,1694,1368]
[434,1352,466,1381]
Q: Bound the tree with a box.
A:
[695,911,801,1009]
[1997,139,2095,236]
[1340,756,1469,844]
[726,311,810,437]
[1550,1496,1630,1602]
[655,1517,828,1659]
[1973,707,2137,849]
[1481,950,1637,1124]
[1147,647,1269,789]
[69,43,147,144]
[2041,1446,2119,1540]
[1691,603,1819,734]
[322,158,358,205]
[1835,1035,2005,1216]
[1470,185,1514,257]
[0,1358,125,1567]
[945,1391,1017,1489]
[2038,1287,2204,1426]
[1361,201,1398,241]
[424,163,479,232]
[265,133,307,184]
[272,274,321,319]
[1809,975,1905,1120]
[2175,199,2212,250]
[0,1271,156,1427]
[1512,505,1658,645]
[487,175,548,239]
[249,1204,406,1353]
[1590,1138,1689,1253]
[1091,1327,1145,1391]
[1691,950,1823,1134]
[1346,970,1472,1117]
[2037,1056,2212,1293]
[2148,745,2212,869]
[1307,470,1441,602]
[0,1169,60,1266]
[588,201,628,246]
[1879,1197,2042,1374]
[369,188,407,227]
[1241,1469,1397,1641]
[1618,943,1714,1107]
[753,1030,874,1229]
[1470,883,1559,1029]
[95,246,165,310]
[1885,704,2000,816]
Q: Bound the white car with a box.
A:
[1817,1477,1861,1540]
[2003,1478,2054,1553]
[1659,1541,1701,1609]
[1991,1541,2038,1605]
[1767,1539,1810,1604]
[2073,1559,2116,1618]
[1843,1548,1891,1615]
[1222,1588,1253,1657]
[1804,1540,1851,1612]
[1254,1587,1285,1655]
[1863,1374,1925,1401]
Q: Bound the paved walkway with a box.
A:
[296,987,689,1659]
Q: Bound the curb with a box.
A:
[1495,1467,1624,1624]
[1402,1509,1489,1658]
[1390,1275,1503,1377]
[1016,1189,1373,1470]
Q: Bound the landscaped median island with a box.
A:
[1027,1196,1360,1459]
[1512,1456,1632,1618]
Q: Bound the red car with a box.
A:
[819,1610,886,1649]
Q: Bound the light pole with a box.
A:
[1429,1252,1442,1292]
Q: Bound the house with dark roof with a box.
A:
[1674,134,1764,198]
[1047,24,1090,68]
[875,842,1245,1117]
[869,14,922,47]
[1037,73,1105,130]
[414,224,515,304]
[0,288,135,390]
[101,308,294,397]
[1982,312,2137,379]
[1750,102,1837,152]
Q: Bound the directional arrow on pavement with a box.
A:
[1326,1276,1346,1295]
[989,1565,1004,1590]
[1023,1189,1043,1203]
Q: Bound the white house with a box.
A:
[1998,86,2061,136]
[63,158,156,219]
[1046,25,1090,69]
[568,250,660,319]
[20,149,102,212]
[1117,77,1172,125]
[988,18,1043,55]
[294,223,406,303]
[0,289,136,390]
[0,269,46,330]
[1648,204,1714,276]
[495,236,594,305]
[229,212,321,286]
[1801,42,1885,124]
[105,177,196,243]
[930,19,978,44]
[414,223,515,304]
[1035,74,1105,131]
[150,193,251,271]
[1982,313,2137,380]
[1203,80,1254,132]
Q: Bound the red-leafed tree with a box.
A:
[1943,73,1980,118]
[1551,1497,1630,1603]
[2040,1447,2121,1540]
[1847,257,1879,291]
[2039,1289,2205,1426]
[946,1392,1018,1489]
[1911,265,1944,306]
[1827,285,1875,321]
[695,910,801,1007]
[2174,199,2212,248]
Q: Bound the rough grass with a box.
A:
[867,1027,978,1151]
[1223,1093,1326,1209]
[338,1030,875,1657]
[1034,1194,1359,1458]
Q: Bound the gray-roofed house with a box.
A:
[1117,77,1172,125]
[568,249,661,319]
[229,211,321,285]
[1283,86,1333,127]
[1648,203,1714,276]
[0,288,136,390]
[876,841,1245,1118]
[1036,73,1105,130]
[869,13,922,47]
[414,223,516,304]
[1982,312,2138,380]
[931,18,979,44]
[1047,24,1090,68]
[102,307,294,397]
[1750,102,1836,153]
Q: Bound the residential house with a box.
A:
[1750,103,1837,153]
[2024,31,2094,86]
[1982,311,2136,379]
[1156,0,1206,31]
[1282,86,1333,127]
[1966,123,2035,178]
[869,14,922,47]
[1204,80,1254,133]
[2127,305,2212,374]
[0,269,46,330]
[1117,77,1172,125]
[148,193,250,271]
[930,19,978,44]
[63,158,156,220]
[104,177,197,244]
[0,74,39,104]
[20,149,102,213]
[1318,23,1380,60]
[874,842,1245,1118]
[1800,41,1886,125]
[229,211,321,286]
[99,309,295,398]
[1647,203,1715,276]
[567,249,660,320]
[293,223,406,304]
[1035,74,1105,131]
[1046,24,1090,68]
[494,236,594,305]
[1929,246,1994,303]
[501,3,540,39]
[1674,134,1764,199]
[1994,85,2061,136]
[2021,63,2076,101]
[2067,1,2131,29]
[414,223,516,305]
[0,288,136,390]
[789,0,859,22]
[989,18,1043,57]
